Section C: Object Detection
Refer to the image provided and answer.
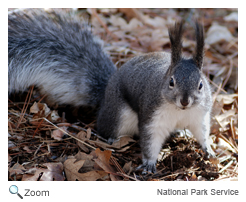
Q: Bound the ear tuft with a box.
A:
[168,21,184,66]
[193,21,204,69]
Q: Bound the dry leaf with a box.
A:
[215,109,237,130]
[9,163,26,179]
[95,148,111,163]
[205,22,234,45]
[51,126,68,140]
[217,135,237,153]
[115,146,132,153]
[47,110,60,122]
[76,170,108,181]
[22,162,64,181]
[110,136,135,149]
[90,136,135,152]
[75,152,95,172]
[216,94,237,105]
[94,148,118,181]
[23,146,33,153]
[109,15,128,29]
[122,161,133,175]
[118,8,142,21]
[29,102,40,113]
[8,134,16,148]
[87,128,91,139]
[64,158,85,180]
[64,158,107,181]
[224,12,238,22]
[77,130,87,139]
[143,15,167,28]
[30,102,60,121]
[77,131,90,152]
[190,173,198,181]
[30,102,50,116]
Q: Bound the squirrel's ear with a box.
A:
[193,21,204,69]
[168,21,184,67]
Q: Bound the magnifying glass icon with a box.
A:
[9,185,23,199]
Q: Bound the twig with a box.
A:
[16,86,34,128]
[219,159,235,173]
[116,172,140,181]
[217,133,238,153]
[230,118,237,148]
[38,94,47,103]
[233,162,238,173]
[58,122,108,142]
[33,119,44,138]
[42,118,97,150]
[8,98,22,111]
[33,142,45,157]
[8,121,14,135]
[159,172,181,180]
[209,78,227,94]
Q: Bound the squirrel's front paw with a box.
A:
[107,138,115,145]
[136,162,156,174]
[204,148,219,164]
[204,146,216,158]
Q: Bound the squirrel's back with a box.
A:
[108,52,171,112]
[8,9,116,107]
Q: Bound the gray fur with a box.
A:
[97,22,214,174]
[8,9,116,108]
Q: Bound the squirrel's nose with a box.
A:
[180,98,189,107]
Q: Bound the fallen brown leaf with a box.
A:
[22,162,64,181]
[93,148,119,181]
[77,131,90,152]
[51,126,68,140]
[64,158,107,181]
[9,163,26,180]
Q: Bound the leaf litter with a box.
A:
[8,8,238,181]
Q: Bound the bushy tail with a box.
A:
[8,9,116,108]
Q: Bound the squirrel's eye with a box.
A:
[169,77,175,88]
[198,81,203,90]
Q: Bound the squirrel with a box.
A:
[8,9,215,174]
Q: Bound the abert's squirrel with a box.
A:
[8,9,215,174]
[97,21,215,173]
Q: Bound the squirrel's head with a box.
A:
[164,21,208,110]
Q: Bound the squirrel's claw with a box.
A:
[136,162,156,174]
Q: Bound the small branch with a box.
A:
[42,118,97,150]
[16,86,34,129]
